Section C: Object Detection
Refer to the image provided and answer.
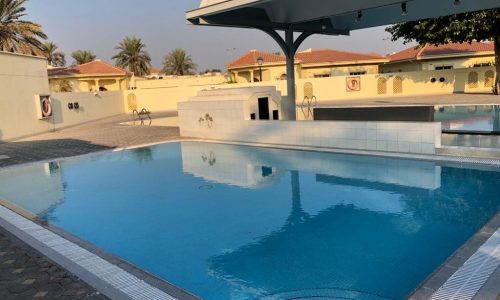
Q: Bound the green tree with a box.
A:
[387,8,500,94]
[162,48,197,76]
[0,0,47,55]
[71,50,96,65]
[112,36,151,77]
[43,42,65,67]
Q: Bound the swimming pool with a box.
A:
[0,142,499,299]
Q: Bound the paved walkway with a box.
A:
[0,113,181,168]
[0,113,182,299]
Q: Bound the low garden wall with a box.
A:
[51,91,124,130]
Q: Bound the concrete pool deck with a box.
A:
[0,112,183,168]
[0,112,499,299]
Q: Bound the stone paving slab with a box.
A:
[0,226,107,300]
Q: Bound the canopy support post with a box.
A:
[259,27,314,120]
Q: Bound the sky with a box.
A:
[26,0,414,71]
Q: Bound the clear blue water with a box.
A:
[0,142,499,300]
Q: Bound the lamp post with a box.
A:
[256,57,264,82]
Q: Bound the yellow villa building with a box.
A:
[379,42,494,73]
[228,42,495,83]
[228,49,388,83]
[48,59,132,93]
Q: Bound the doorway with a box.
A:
[258,98,270,120]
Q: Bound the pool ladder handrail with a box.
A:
[132,108,152,121]
[300,96,317,120]
[132,108,152,125]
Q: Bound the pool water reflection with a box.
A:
[436,105,500,133]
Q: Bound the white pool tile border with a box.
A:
[431,230,500,300]
[0,205,177,300]
[2,138,500,173]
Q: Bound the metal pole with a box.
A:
[259,66,263,82]
[285,28,296,121]
[258,28,315,121]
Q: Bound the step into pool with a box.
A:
[0,142,499,299]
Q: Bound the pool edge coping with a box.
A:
[0,200,200,300]
[408,212,500,300]
[1,137,500,300]
[2,138,500,172]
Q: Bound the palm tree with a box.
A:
[162,48,197,76]
[50,79,72,92]
[112,36,151,77]
[0,0,47,55]
[71,50,96,65]
[43,42,65,67]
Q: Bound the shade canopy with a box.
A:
[187,0,500,121]
[188,0,500,35]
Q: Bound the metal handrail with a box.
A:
[300,95,317,120]
[132,108,152,122]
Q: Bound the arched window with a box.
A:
[303,82,313,99]
[377,77,387,95]
[393,76,403,94]
[127,93,137,110]
[468,71,478,89]
[484,70,494,88]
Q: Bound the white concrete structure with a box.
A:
[178,88,441,155]
[179,86,282,121]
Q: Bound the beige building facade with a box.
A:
[228,49,387,83]
[380,42,495,73]
[229,43,495,84]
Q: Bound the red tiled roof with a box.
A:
[296,49,385,64]
[227,50,286,69]
[48,60,130,77]
[228,49,385,69]
[388,42,494,62]
[150,67,161,74]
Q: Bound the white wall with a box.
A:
[0,52,125,140]
[0,52,52,140]
[178,99,442,155]
[51,91,124,129]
